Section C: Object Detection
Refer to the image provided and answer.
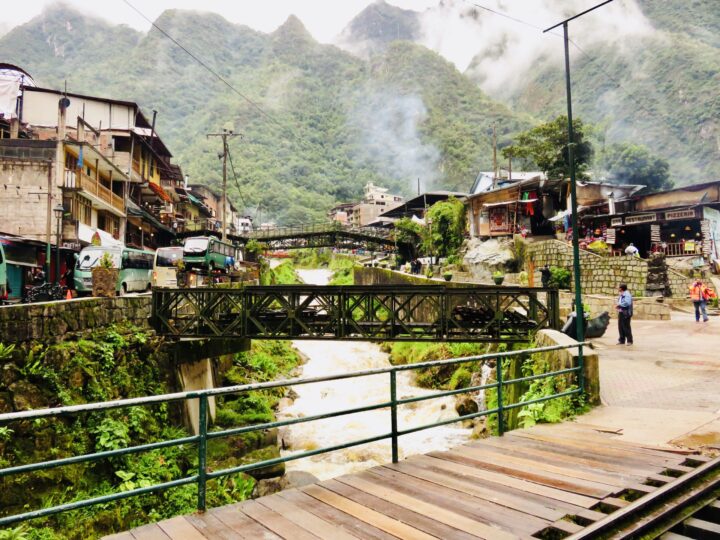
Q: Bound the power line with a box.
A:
[226,144,248,209]
[121,0,285,130]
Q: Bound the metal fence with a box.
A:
[0,341,585,527]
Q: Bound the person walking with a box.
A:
[540,265,552,288]
[689,278,710,323]
[616,283,633,345]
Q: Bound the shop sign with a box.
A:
[665,209,696,221]
[625,213,656,225]
[610,217,623,227]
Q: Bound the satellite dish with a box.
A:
[59,97,70,109]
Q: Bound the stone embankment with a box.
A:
[0,296,152,346]
[527,239,693,297]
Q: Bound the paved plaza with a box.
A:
[578,311,720,450]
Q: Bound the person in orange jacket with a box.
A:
[689,279,710,323]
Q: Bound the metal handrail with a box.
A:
[0,341,587,527]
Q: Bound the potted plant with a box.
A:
[92,252,119,298]
[443,271,453,282]
[425,269,434,279]
[492,270,505,285]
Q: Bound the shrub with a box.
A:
[548,266,571,289]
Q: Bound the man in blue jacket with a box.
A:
[616,283,633,345]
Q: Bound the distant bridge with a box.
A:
[151,285,560,342]
[177,222,402,252]
[246,223,399,251]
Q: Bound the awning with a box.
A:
[483,200,517,208]
[78,223,124,247]
[147,181,172,203]
[185,192,212,216]
[126,200,175,234]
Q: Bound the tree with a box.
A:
[423,197,466,260]
[501,116,593,180]
[599,143,673,192]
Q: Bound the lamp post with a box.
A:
[53,203,64,285]
[543,0,614,346]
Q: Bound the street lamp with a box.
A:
[543,0,614,347]
[53,203,64,285]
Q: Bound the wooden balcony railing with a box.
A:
[652,241,702,257]
[64,170,125,213]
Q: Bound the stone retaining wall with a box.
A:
[559,292,671,321]
[0,296,152,347]
[528,240,693,298]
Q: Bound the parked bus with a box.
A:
[152,246,184,287]
[74,246,154,295]
[0,241,7,304]
[183,236,239,272]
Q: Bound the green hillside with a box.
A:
[0,5,528,224]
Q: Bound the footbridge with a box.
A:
[246,223,399,251]
[151,285,561,342]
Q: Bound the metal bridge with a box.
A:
[246,223,399,251]
[151,285,560,342]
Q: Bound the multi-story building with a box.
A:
[346,182,403,227]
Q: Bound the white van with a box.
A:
[152,246,184,287]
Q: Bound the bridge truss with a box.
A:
[246,223,398,251]
[152,285,561,342]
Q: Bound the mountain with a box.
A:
[336,0,421,57]
[338,0,720,185]
[0,4,528,224]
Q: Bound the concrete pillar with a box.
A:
[177,358,217,435]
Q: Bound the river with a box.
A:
[277,268,470,480]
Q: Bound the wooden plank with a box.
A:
[505,430,683,467]
[320,478,482,540]
[240,500,320,540]
[278,489,397,540]
[520,426,687,462]
[185,513,245,540]
[211,503,283,540]
[130,523,172,540]
[302,483,448,540]
[156,516,208,540]
[600,497,630,509]
[388,457,569,521]
[460,442,632,487]
[549,519,583,534]
[443,446,614,498]
[419,454,598,508]
[478,434,668,478]
[508,430,683,468]
[336,472,520,540]
[367,466,548,536]
[258,493,359,540]
[405,455,606,524]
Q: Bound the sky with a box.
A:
[5,0,439,42]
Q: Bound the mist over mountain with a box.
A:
[338,0,720,184]
[0,1,717,225]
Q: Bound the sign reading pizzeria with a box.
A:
[665,209,696,221]
[624,213,656,225]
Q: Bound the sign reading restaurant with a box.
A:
[624,213,657,225]
[665,209,697,221]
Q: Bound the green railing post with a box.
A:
[197,394,208,512]
[578,343,585,394]
[390,370,399,463]
[496,358,505,436]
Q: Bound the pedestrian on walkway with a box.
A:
[616,283,633,345]
[689,278,710,323]
[540,265,551,288]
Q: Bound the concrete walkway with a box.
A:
[578,312,720,451]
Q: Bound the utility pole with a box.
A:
[207,129,240,241]
[544,0,614,365]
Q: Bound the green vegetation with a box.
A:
[328,256,355,285]
[548,266,571,289]
[598,142,673,192]
[422,197,466,260]
[0,325,303,539]
[502,116,593,180]
[260,260,301,285]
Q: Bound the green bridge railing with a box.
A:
[0,341,586,527]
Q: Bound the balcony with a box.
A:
[64,169,125,214]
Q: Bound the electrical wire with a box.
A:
[121,0,285,130]
[226,144,249,209]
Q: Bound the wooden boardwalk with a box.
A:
[106,422,709,539]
